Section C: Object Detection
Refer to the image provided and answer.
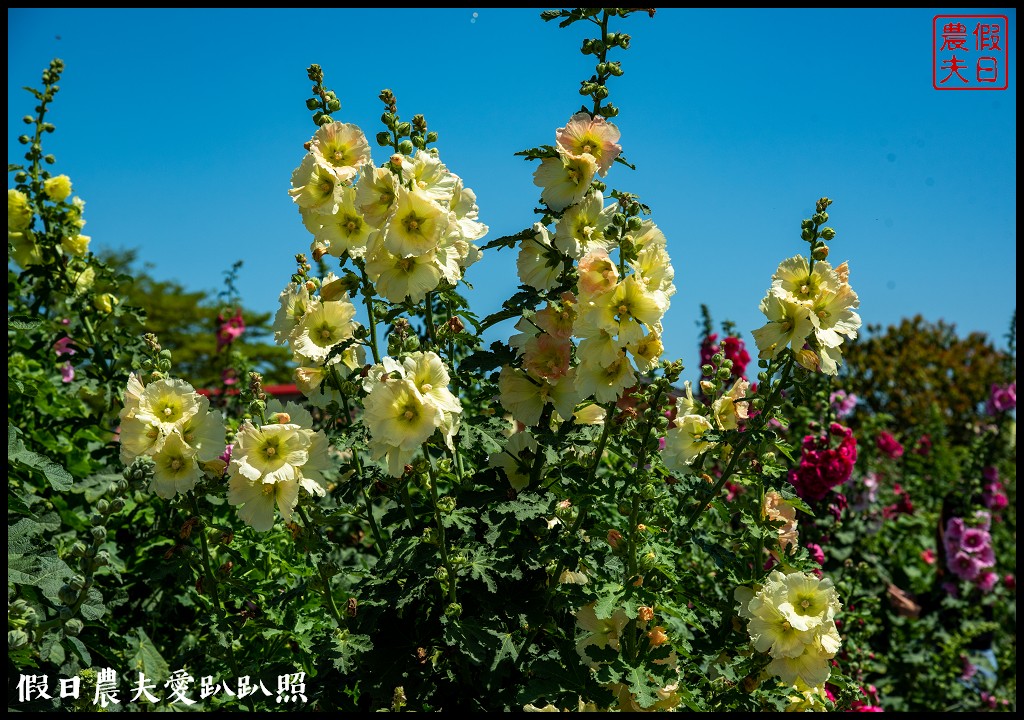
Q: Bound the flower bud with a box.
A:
[716,367,732,381]
[607,529,623,550]
[58,605,73,621]
[305,97,320,110]
[91,526,106,542]
[71,542,88,558]
[396,122,412,136]
[327,98,341,112]
[711,352,724,364]
[436,495,457,514]
[801,228,815,241]
[812,211,829,224]
[9,627,33,650]
[317,114,334,126]
[445,602,462,619]
[397,140,414,155]
[22,115,34,124]
[426,131,438,143]
[700,380,716,396]
[640,483,659,500]
[18,135,30,144]
[63,618,84,637]
[820,227,836,241]
[58,584,77,605]
[701,364,715,377]
[812,245,829,261]
[96,499,110,515]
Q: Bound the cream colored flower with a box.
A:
[712,378,750,430]
[627,330,663,374]
[135,378,201,434]
[553,191,614,258]
[751,289,814,360]
[313,186,376,259]
[448,176,488,241]
[43,174,73,202]
[533,151,598,212]
[61,233,90,257]
[9,230,42,268]
[289,153,345,215]
[150,431,201,499]
[8,189,33,232]
[398,150,457,206]
[309,121,370,181]
[229,421,311,486]
[383,187,447,257]
[589,275,668,346]
[574,351,636,404]
[489,430,537,491]
[764,490,798,552]
[517,223,563,291]
[575,602,630,668]
[363,377,442,475]
[662,413,715,473]
[364,243,441,303]
[292,298,358,363]
[228,473,300,533]
[355,162,398,225]
[273,282,315,345]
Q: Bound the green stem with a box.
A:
[188,492,223,614]
[356,260,382,365]
[425,451,458,607]
[297,505,343,625]
[424,291,437,348]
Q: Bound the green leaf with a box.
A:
[126,628,170,683]
[9,424,73,491]
[78,587,106,621]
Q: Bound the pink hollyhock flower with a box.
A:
[876,430,904,459]
[976,571,999,593]
[986,381,1016,414]
[960,527,991,554]
[216,308,246,351]
[60,361,75,384]
[806,542,826,565]
[829,389,858,419]
[1004,574,1015,591]
[53,336,77,357]
[920,548,936,565]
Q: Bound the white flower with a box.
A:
[291,297,358,363]
[309,121,371,181]
[150,432,201,499]
[533,151,598,212]
[383,187,448,258]
[517,223,562,291]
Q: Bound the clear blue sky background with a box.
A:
[8,8,1017,369]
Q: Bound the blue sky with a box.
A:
[8,8,1017,368]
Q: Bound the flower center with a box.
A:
[320,329,332,340]
[163,407,173,417]
[266,446,277,457]
[403,410,415,420]
[346,220,357,233]
[319,180,333,194]
[333,150,345,163]
[170,458,182,471]
[421,383,432,393]
[397,258,413,272]
[262,483,275,496]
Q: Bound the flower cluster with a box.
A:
[289,121,487,304]
[497,112,675,454]
[226,399,331,532]
[361,351,461,477]
[216,307,245,352]
[273,271,365,408]
[982,466,1009,511]
[752,254,861,375]
[736,569,843,690]
[764,490,799,554]
[943,511,998,590]
[662,377,750,474]
[118,374,226,498]
[787,423,857,502]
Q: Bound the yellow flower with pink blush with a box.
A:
[555,112,622,176]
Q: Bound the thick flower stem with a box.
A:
[188,492,223,615]
[355,260,382,365]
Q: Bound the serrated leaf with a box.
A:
[9,424,73,491]
[78,587,105,621]
[7,315,41,330]
[66,636,92,667]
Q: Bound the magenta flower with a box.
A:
[216,308,246,351]
[977,571,999,593]
[960,527,990,554]
[875,430,904,459]
[986,381,1016,414]
[829,389,858,419]
[59,361,75,384]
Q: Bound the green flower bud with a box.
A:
[716,367,732,381]
[640,483,659,500]
[801,219,815,230]
[22,115,34,124]
[109,498,125,513]
[426,131,438,143]
[44,155,55,164]
[376,131,391,147]
[626,216,642,231]
[312,111,324,124]
[801,228,815,241]
[94,551,110,567]
[58,605,73,621]
[63,618,84,637]
[8,630,29,650]
[820,227,836,241]
[72,542,88,557]
[96,499,110,515]
[445,602,462,619]
[397,140,414,155]
[758,358,769,369]
[436,496,457,514]
[327,98,341,112]
[701,364,715,377]
[305,97,320,111]
[396,122,412,136]
[58,584,77,605]
[594,85,609,100]
[434,566,449,582]
[712,352,724,364]
[751,398,764,410]
[596,62,608,75]
[421,527,439,545]
[317,114,334,126]
[812,245,829,261]
[757,371,769,383]
[608,62,624,77]
[69,575,86,592]
[18,135,30,144]
[812,211,829,225]
[763,450,776,463]
[403,335,420,352]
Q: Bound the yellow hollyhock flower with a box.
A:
[555,112,622,176]
[533,151,598,212]
[309,121,370,181]
[43,174,73,202]
[150,431,202,499]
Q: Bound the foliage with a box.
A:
[840,315,1014,445]
[8,9,1016,715]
